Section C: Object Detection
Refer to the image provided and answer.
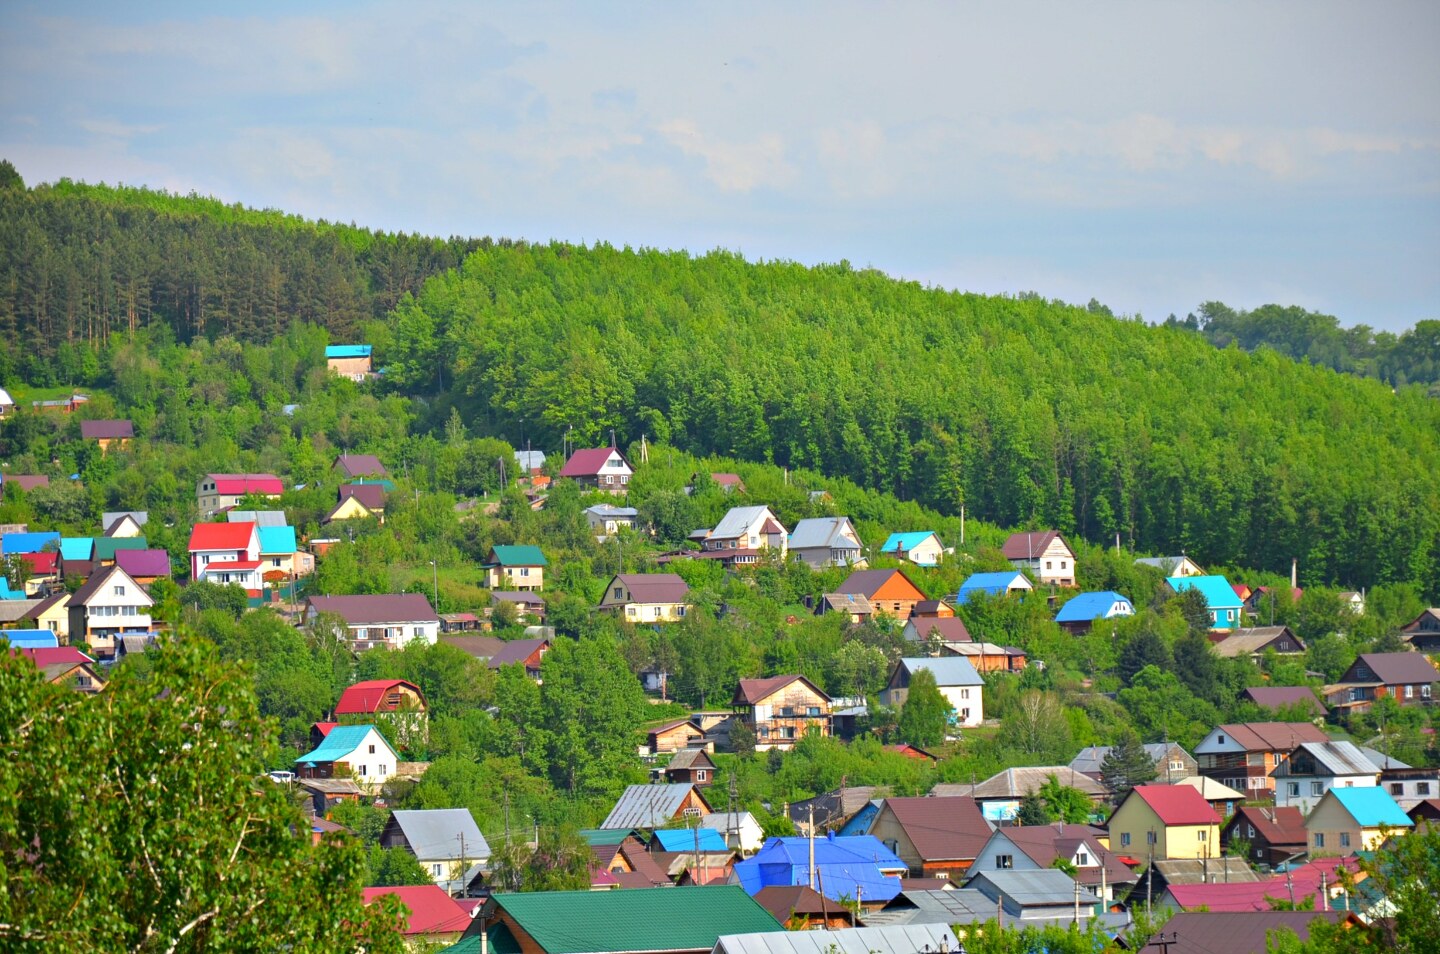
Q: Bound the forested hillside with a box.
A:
[383,243,1440,592]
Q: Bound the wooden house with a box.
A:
[1211,626,1306,659]
[879,531,945,567]
[1221,806,1307,867]
[648,719,706,754]
[663,748,717,786]
[325,344,373,380]
[1192,721,1329,798]
[80,419,134,454]
[1327,652,1440,714]
[835,568,928,620]
[66,564,154,660]
[868,796,992,882]
[598,573,691,622]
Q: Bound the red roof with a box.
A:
[19,551,58,575]
[312,722,338,738]
[335,679,423,715]
[203,560,260,571]
[1164,857,1360,912]
[188,522,257,552]
[362,885,471,936]
[559,447,628,477]
[1129,784,1222,826]
[206,474,283,495]
[1001,530,1068,560]
[20,646,94,666]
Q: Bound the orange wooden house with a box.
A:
[835,568,929,620]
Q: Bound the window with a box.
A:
[1146,831,1156,845]
[412,627,423,638]
[1247,824,1255,838]
[1311,782,1324,796]
[1406,685,1415,699]
[1170,760,1185,772]
[1045,561,1053,570]
[996,855,1013,869]
[1217,735,1226,745]
[358,765,367,776]
[272,558,281,567]
[1314,833,1325,848]
[432,863,443,876]
[677,606,687,617]
[368,745,376,754]
[654,607,662,618]
[1424,685,1433,699]
[378,765,386,775]
[961,708,971,721]
[1340,833,1351,848]
[1391,783,1404,795]
[961,689,970,700]
[1120,833,1131,847]
[76,676,92,688]
[114,585,125,596]
[1288,782,1300,797]
[697,771,707,781]
[520,567,529,577]
[807,707,821,717]
[613,587,624,600]
[627,607,637,617]
[1419,782,1432,796]
[1076,851,1089,866]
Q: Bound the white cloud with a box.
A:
[656,119,796,193]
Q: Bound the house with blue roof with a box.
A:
[325,344,374,381]
[879,531,944,567]
[2,531,60,557]
[0,629,60,648]
[650,828,730,854]
[1055,591,1135,633]
[1305,785,1412,855]
[733,833,907,903]
[257,525,312,578]
[59,537,94,563]
[954,570,1032,605]
[1167,575,1244,632]
[294,724,399,791]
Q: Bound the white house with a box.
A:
[880,657,984,727]
[379,809,491,892]
[698,506,788,562]
[698,811,767,857]
[187,521,263,591]
[305,594,440,650]
[788,516,865,569]
[584,504,638,537]
[880,531,945,567]
[1271,741,1380,814]
[1002,531,1076,587]
[294,724,399,792]
[66,565,154,660]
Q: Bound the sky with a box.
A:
[2,1,1437,331]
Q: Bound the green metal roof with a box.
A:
[94,536,148,561]
[578,828,635,847]
[486,544,548,567]
[467,886,782,953]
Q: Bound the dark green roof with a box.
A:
[578,828,635,847]
[453,886,781,953]
[94,536,148,561]
[486,544,548,567]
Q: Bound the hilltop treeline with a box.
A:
[0,163,488,377]
[382,243,1440,592]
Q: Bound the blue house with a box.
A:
[1055,591,1135,632]
[733,833,906,903]
[1167,575,1244,632]
[955,571,1033,605]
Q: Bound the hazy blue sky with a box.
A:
[3,1,1437,330]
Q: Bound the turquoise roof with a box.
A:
[1328,786,1412,828]
[1167,574,1242,609]
[881,531,940,557]
[1055,591,1134,623]
[486,544,547,567]
[258,525,297,555]
[955,571,1028,605]
[59,537,94,561]
[325,344,371,358]
[294,724,392,765]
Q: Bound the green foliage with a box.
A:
[1100,729,1159,801]
[366,847,433,887]
[487,825,592,893]
[897,667,951,748]
[959,918,1118,954]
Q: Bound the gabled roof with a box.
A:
[1135,556,1201,573]
[188,521,257,552]
[486,637,549,669]
[584,504,638,518]
[1347,652,1440,686]
[115,548,171,577]
[1161,911,1357,954]
[877,796,992,862]
[733,835,906,902]
[308,594,437,625]
[257,525,297,556]
[1000,530,1068,560]
[1161,860,1360,912]
[788,517,860,551]
[666,749,716,773]
[18,646,93,667]
[1212,626,1305,658]
[733,673,828,706]
[335,679,425,714]
[880,531,940,554]
[751,885,845,923]
[1196,722,1330,753]
[954,571,1030,604]
[102,510,148,531]
[905,617,972,643]
[965,868,1100,907]
[3,474,49,491]
[1123,784,1221,825]
[93,536,147,562]
[295,724,395,765]
[1,629,59,648]
[895,656,983,688]
[385,808,490,859]
[1054,591,1133,623]
[1272,741,1379,779]
[1173,776,1246,801]
[837,568,925,601]
[959,766,1107,799]
[363,885,469,937]
[600,783,710,830]
[710,506,783,540]
[203,473,283,495]
[610,573,690,604]
[1225,806,1306,846]
[339,483,386,511]
[818,593,874,614]
[69,565,153,609]
[485,544,547,567]
[2,531,60,556]
[80,419,134,439]
[1069,742,1186,776]
[560,447,630,477]
[58,537,92,561]
[1167,574,1243,609]
[326,344,372,358]
[1322,786,1412,828]
[1242,685,1325,715]
[334,453,387,477]
[226,509,289,527]
[18,551,57,575]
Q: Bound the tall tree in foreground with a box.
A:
[0,637,405,953]
[897,668,952,749]
[1100,730,1158,803]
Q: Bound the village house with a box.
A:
[1167,575,1245,632]
[694,506,788,566]
[80,419,134,454]
[195,473,283,514]
[294,723,399,791]
[787,516,865,569]
[362,885,471,946]
[584,504,637,536]
[1304,786,1412,855]
[332,453,388,479]
[881,657,983,726]
[1241,685,1326,717]
[837,567,928,620]
[1192,721,1330,797]
[1159,912,1363,954]
[732,674,831,751]
[1211,626,1306,660]
[1326,651,1440,714]
[188,521,263,592]
[1001,530,1075,587]
[559,446,633,492]
[867,796,993,882]
[963,869,1101,922]
[751,885,856,930]
[733,835,904,906]
[485,636,550,680]
[598,573,691,622]
[648,719,706,754]
[1105,784,1221,861]
[970,824,1135,904]
[954,570,1033,605]
[941,641,1029,673]
[114,549,172,588]
[662,748,717,787]
[305,593,440,650]
[1134,555,1205,577]
[1381,760,1440,809]
[481,544,547,591]
[19,592,70,640]
[334,678,429,748]
[326,483,386,524]
[2,474,49,493]
[902,615,971,650]
[102,511,146,537]
[600,783,713,829]
[814,592,874,623]
[879,531,945,567]
[1054,591,1135,634]
[254,525,311,579]
[16,551,58,595]
[325,344,373,380]
[16,645,107,693]
[1220,805,1307,867]
[1271,740,1380,813]
[1070,741,1197,784]
[788,785,882,836]
[66,564,154,660]
[379,808,490,891]
[934,766,1107,823]
[1173,775,1247,818]
[490,591,546,622]
[1400,608,1440,651]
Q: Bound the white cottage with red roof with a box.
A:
[188,521,262,591]
[558,447,633,492]
[196,473,284,514]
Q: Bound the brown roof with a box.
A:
[80,419,134,440]
[1241,686,1325,715]
[1000,530,1067,560]
[1349,652,1440,686]
[995,824,1135,889]
[732,674,827,706]
[307,594,437,625]
[439,635,506,659]
[836,568,925,600]
[68,565,151,608]
[5,475,49,491]
[334,454,388,478]
[790,786,880,832]
[1209,722,1330,753]
[879,796,992,862]
[339,483,387,510]
[613,573,690,604]
[908,617,972,643]
[486,637,549,669]
[666,749,717,772]
[1162,911,1357,954]
[617,839,671,886]
[754,885,851,922]
[1224,806,1306,848]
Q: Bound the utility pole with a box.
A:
[1146,933,1177,954]
[808,805,816,890]
[429,559,439,611]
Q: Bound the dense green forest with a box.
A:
[1163,301,1440,392]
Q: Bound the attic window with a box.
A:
[114,585,125,596]
[996,855,1013,869]
[1217,735,1226,745]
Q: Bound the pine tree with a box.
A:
[1100,730,1158,802]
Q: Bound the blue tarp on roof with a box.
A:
[1055,591,1134,623]
[650,828,729,853]
[325,345,372,359]
[258,525,297,556]
[1167,574,1242,609]
[2,532,60,556]
[955,571,1028,605]
[294,724,391,765]
[0,629,59,648]
[733,834,905,903]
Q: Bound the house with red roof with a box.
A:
[1220,805,1307,867]
[195,473,283,514]
[1105,784,1221,861]
[1157,856,1365,913]
[335,678,428,747]
[1192,722,1331,797]
[362,885,471,944]
[17,550,58,595]
[558,447,633,492]
[1001,530,1076,587]
[15,645,107,693]
[188,521,262,591]
[732,674,831,751]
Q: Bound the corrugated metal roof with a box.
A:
[294,724,394,765]
[326,344,372,358]
[387,809,490,860]
[897,656,983,687]
[1326,786,1412,828]
[710,506,783,540]
[955,571,1030,604]
[1272,740,1379,778]
[1167,574,1243,609]
[651,828,728,853]
[788,517,860,552]
[600,783,704,829]
[966,868,1099,906]
[713,924,959,954]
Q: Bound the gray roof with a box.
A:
[0,599,42,623]
[713,925,959,954]
[514,450,546,470]
[1070,742,1187,775]
[1271,740,1380,778]
[1212,627,1304,658]
[709,506,782,540]
[1359,746,1410,770]
[387,809,490,860]
[102,511,149,531]
[897,656,983,687]
[1134,556,1191,572]
[585,504,638,518]
[860,889,1006,927]
[601,783,703,829]
[226,509,289,527]
[945,766,1107,799]
[787,517,861,551]
[965,868,1100,907]
[819,593,874,614]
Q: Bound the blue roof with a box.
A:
[325,344,372,358]
[1167,575,1242,609]
[1055,591,1134,623]
[60,537,95,561]
[294,725,393,765]
[651,828,729,853]
[258,525,297,555]
[2,532,60,556]
[880,532,940,562]
[0,629,59,648]
[955,571,1028,605]
[733,835,905,903]
[1328,787,1413,828]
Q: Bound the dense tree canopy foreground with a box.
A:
[384,242,1440,592]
